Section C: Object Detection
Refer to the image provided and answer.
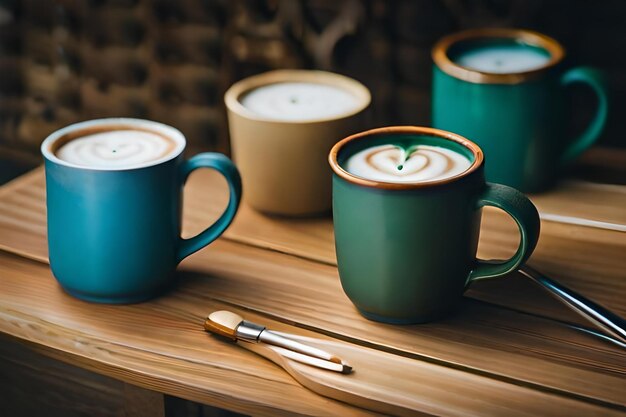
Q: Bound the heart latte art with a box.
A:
[56,130,178,168]
[345,144,472,183]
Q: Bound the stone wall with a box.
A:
[0,0,623,158]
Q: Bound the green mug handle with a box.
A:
[560,67,609,164]
[467,183,541,283]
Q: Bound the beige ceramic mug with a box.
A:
[225,70,370,216]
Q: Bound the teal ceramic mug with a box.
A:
[329,126,540,323]
[432,28,608,192]
[42,118,242,303]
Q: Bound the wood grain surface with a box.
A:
[0,334,243,417]
[0,334,126,417]
[0,252,623,417]
[0,167,624,415]
[0,255,374,417]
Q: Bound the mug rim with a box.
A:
[224,69,371,124]
[328,126,484,190]
[432,28,565,84]
[41,118,187,171]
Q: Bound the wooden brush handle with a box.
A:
[204,318,237,340]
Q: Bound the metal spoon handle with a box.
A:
[519,266,626,347]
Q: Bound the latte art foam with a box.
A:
[345,144,471,183]
[56,130,177,168]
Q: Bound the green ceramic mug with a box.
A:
[329,126,540,324]
[432,28,608,192]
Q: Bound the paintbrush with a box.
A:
[204,310,352,374]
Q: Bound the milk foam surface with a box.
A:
[241,82,359,121]
[56,130,177,168]
[345,144,471,183]
[455,45,550,74]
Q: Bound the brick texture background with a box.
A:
[0,0,624,159]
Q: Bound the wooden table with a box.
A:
[0,164,624,416]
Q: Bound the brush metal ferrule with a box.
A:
[236,320,266,342]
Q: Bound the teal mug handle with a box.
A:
[560,67,609,164]
[468,183,541,283]
[176,153,242,263]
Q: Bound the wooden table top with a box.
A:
[0,166,624,416]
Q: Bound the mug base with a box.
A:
[357,308,451,324]
[60,283,174,304]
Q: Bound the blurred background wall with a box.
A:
[0,0,624,176]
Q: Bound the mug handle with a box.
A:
[176,153,242,263]
[467,183,540,283]
[559,67,609,164]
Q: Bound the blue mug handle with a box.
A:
[176,153,242,263]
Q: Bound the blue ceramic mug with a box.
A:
[41,118,242,303]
